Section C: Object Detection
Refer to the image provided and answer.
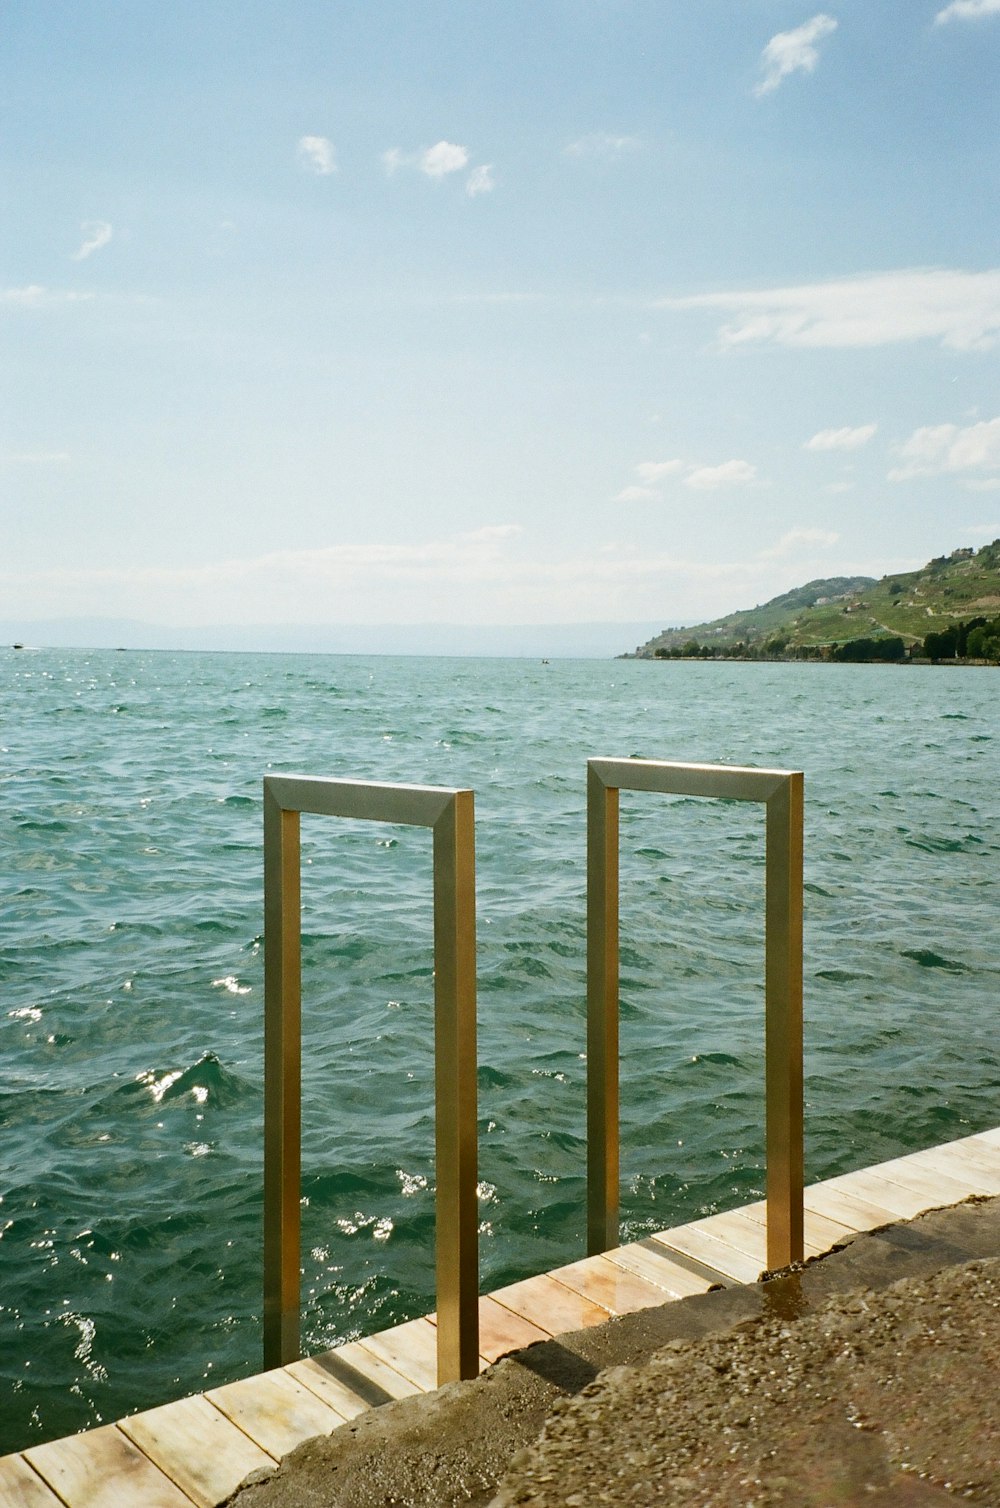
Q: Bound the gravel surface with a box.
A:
[230,1197,1000,1508]
[492,1257,1000,1506]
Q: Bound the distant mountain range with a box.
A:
[630,540,1000,658]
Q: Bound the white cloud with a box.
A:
[759,527,840,559]
[755,14,838,97]
[466,164,495,197]
[420,141,470,178]
[71,221,113,260]
[0,524,865,627]
[935,0,1000,22]
[684,459,757,490]
[613,485,660,503]
[805,424,877,451]
[658,268,1000,352]
[383,141,475,181]
[297,135,337,175]
[2,285,95,309]
[635,460,684,483]
[564,133,642,159]
[888,416,1000,480]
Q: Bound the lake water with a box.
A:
[1,647,998,1452]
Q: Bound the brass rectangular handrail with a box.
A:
[263,775,479,1384]
[587,758,804,1271]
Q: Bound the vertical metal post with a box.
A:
[432,791,480,1382]
[587,764,620,1256]
[585,758,804,1270]
[261,774,479,1384]
[263,788,302,1369]
[765,773,804,1269]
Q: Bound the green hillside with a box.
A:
[631,540,1000,659]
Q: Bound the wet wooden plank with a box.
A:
[604,1238,715,1297]
[476,1295,550,1363]
[353,1317,439,1392]
[649,1223,764,1284]
[549,1254,672,1316]
[0,1453,66,1508]
[119,1393,275,1507]
[24,1424,194,1508]
[206,1368,344,1460]
[491,1272,610,1335]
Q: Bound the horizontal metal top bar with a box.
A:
[264,774,469,827]
[588,758,799,803]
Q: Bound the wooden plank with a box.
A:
[604,1238,715,1298]
[475,1296,549,1363]
[803,1181,900,1232]
[490,1273,610,1335]
[970,1127,1000,1152]
[284,1356,386,1421]
[353,1317,439,1392]
[826,1168,946,1220]
[905,1144,1000,1195]
[548,1254,672,1316]
[24,1425,194,1508]
[321,1339,422,1402]
[0,1453,66,1508]
[206,1368,344,1461]
[868,1153,985,1204]
[649,1223,764,1284]
[119,1394,275,1507]
[737,1198,858,1252]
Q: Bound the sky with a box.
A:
[3,0,1000,643]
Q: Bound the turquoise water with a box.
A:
[1,648,998,1451]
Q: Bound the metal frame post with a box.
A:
[262,775,479,1384]
[586,758,804,1272]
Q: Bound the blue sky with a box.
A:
[4,0,1000,637]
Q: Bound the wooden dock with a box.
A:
[3,1126,999,1508]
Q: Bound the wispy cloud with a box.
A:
[564,133,642,159]
[755,14,838,97]
[935,0,1000,23]
[684,459,757,490]
[71,221,113,260]
[888,416,1000,480]
[635,460,684,484]
[658,268,1000,351]
[759,527,840,558]
[466,164,495,196]
[805,424,877,451]
[613,456,755,500]
[297,135,337,175]
[2,285,96,309]
[613,485,660,503]
[0,524,862,626]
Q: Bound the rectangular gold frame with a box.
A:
[587,758,804,1271]
[263,774,479,1384]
